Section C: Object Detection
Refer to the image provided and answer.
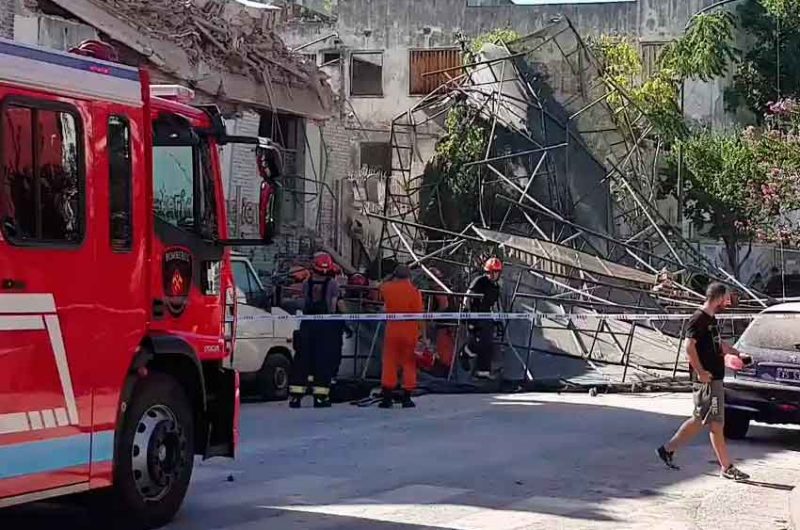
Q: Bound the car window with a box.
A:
[231,260,253,297]
[738,314,800,352]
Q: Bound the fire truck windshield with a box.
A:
[153,119,218,239]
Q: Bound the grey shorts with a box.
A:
[693,380,725,424]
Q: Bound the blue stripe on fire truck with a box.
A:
[0,39,140,81]
[0,431,114,480]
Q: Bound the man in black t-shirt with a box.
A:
[656,282,751,481]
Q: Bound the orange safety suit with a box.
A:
[433,292,455,369]
[379,278,424,391]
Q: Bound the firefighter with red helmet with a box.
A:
[461,257,504,379]
[288,252,340,408]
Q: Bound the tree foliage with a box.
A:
[668,103,800,270]
[469,28,521,55]
[726,0,800,118]
[594,4,800,274]
[591,35,686,140]
[659,12,738,82]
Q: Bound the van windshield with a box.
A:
[738,314,800,352]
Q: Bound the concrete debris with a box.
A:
[87,0,319,88]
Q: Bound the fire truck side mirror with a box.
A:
[256,139,281,244]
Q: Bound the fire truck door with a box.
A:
[0,99,94,498]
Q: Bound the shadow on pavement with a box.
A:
[2,393,799,529]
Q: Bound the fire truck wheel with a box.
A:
[257,351,291,401]
[113,372,195,529]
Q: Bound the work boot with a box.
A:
[313,396,332,408]
[289,395,303,409]
[400,390,416,409]
[378,389,394,408]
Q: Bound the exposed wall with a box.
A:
[283,0,721,128]
[1,0,15,38]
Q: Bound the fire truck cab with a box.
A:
[0,38,246,528]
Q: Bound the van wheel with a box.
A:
[112,372,194,529]
[724,409,751,440]
[257,352,291,401]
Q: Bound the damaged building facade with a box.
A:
[7,0,354,279]
[280,0,733,272]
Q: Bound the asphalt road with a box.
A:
[2,392,800,529]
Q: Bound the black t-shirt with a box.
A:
[468,275,500,312]
[686,309,724,380]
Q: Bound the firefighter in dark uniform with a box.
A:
[289,252,340,408]
[461,257,503,379]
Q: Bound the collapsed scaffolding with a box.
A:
[341,16,772,391]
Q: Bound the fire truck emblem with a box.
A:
[163,247,192,316]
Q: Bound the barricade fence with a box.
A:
[237,311,798,323]
[253,309,796,387]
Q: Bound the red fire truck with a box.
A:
[0,38,275,527]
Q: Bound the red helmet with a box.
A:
[349,273,368,286]
[484,257,503,273]
[312,252,334,273]
[69,40,119,62]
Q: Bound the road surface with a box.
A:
[2,392,798,529]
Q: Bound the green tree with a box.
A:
[726,0,800,118]
[594,7,800,275]
[420,29,520,231]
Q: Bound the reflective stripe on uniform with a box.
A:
[312,386,330,396]
[289,385,308,395]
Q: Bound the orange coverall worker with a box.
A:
[379,278,424,391]
[433,292,455,369]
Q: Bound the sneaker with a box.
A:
[656,445,679,470]
[289,396,303,409]
[475,371,495,380]
[378,396,393,408]
[721,465,749,481]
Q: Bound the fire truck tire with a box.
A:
[113,372,195,529]
[257,351,291,401]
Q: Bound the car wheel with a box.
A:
[724,409,751,440]
[111,372,194,529]
[257,352,291,401]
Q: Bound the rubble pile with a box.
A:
[90,0,318,88]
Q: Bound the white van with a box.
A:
[230,254,298,400]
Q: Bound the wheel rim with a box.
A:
[273,366,288,390]
[131,404,188,502]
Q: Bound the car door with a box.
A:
[0,95,93,497]
[231,259,274,373]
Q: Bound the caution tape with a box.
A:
[236,311,799,323]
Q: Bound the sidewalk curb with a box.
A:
[790,484,800,529]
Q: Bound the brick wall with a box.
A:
[318,116,352,259]
[1,0,14,38]
[223,111,318,280]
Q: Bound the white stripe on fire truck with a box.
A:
[44,315,79,426]
[0,413,30,436]
[0,315,44,331]
[0,294,56,314]
[0,408,74,435]
[27,411,43,430]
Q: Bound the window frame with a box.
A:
[408,47,462,96]
[108,114,133,252]
[0,96,86,248]
[350,50,385,97]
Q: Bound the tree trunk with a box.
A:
[722,234,740,278]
